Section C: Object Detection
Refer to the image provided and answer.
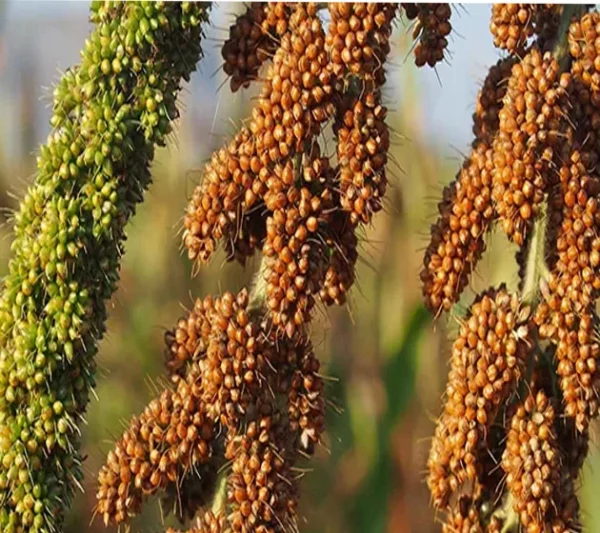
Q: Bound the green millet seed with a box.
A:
[0,1,211,531]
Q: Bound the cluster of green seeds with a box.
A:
[0,2,210,531]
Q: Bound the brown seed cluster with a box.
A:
[96,364,215,525]
[490,4,562,54]
[502,389,581,532]
[199,290,265,426]
[421,145,495,314]
[473,57,518,147]
[569,11,600,92]
[251,3,334,163]
[319,211,359,306]
[222,3,292,92]
[183,127,267,265]
[98,287,326,530]
[262,151,335,337]
[326,3,396,226]
[164,296,213,381]
[427,287,532,509]
[326,3,398,82]
[492,47,567,246]
[225,407,299,532]
[534,150,600,431]
[421,56,516,313]
[276,336,326,453]
[403,3,452,68]
[184,1,400,337]
[335,89,390,226]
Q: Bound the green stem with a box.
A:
[554,5,587,70]
[249,256,269,312]
[521,204,549,306]
[210,469,229,516]
[519,4,587,306]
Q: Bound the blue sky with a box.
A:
[2,2,502,158]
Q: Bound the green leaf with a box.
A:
[349,305,429,533]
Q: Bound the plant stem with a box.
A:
[520,4,587,306]
[521,204,549,306]
[210,469,229,516]
[249,255,269,312]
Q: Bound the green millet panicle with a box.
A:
[0,2,210,531]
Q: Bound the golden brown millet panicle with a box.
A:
[327,4,397,227]
[534,150,600,432]
[501,389,581,533]
[249,2,335,171]
[96,364,215,525]
[472,56,518,148]
[261,149,336,337]
[326,3,398,83]
[200,289,267,427]
[164,295,214,382]
[569,11,600,92]
[225,405,299,533]
[490,4,562,53]
[492,47,569,246]
[420,144,495,313]
[274,336,326,453]
[554,310,600,432]
[427,287,532,508]
[183,128,267,266]
[568,13,600,159]
[238,3,339,337]
[319,210,359,306]
[421,54,520,314]
[334,88,391,226]
[403,3,452,68]
[222,3,292,92]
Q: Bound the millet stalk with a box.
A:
[520,4,587,307]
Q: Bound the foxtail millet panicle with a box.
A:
[0,2,211,530]
[96,362,216,525]
[501,387,582,533]
[98,3,407,528]
[221,3,292,92]
[491,46,568,246]
[183,127,267,266]
[420,53,517,313]
[490,4,562,54]
[426,286,533,509]
[164,295,214,382]
[326,3,398,83]
[473,57,518,148]
[225,404,300,532]
[402,3,452,68]
[420,143,495,314]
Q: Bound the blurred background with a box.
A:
[0,2,599,533]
